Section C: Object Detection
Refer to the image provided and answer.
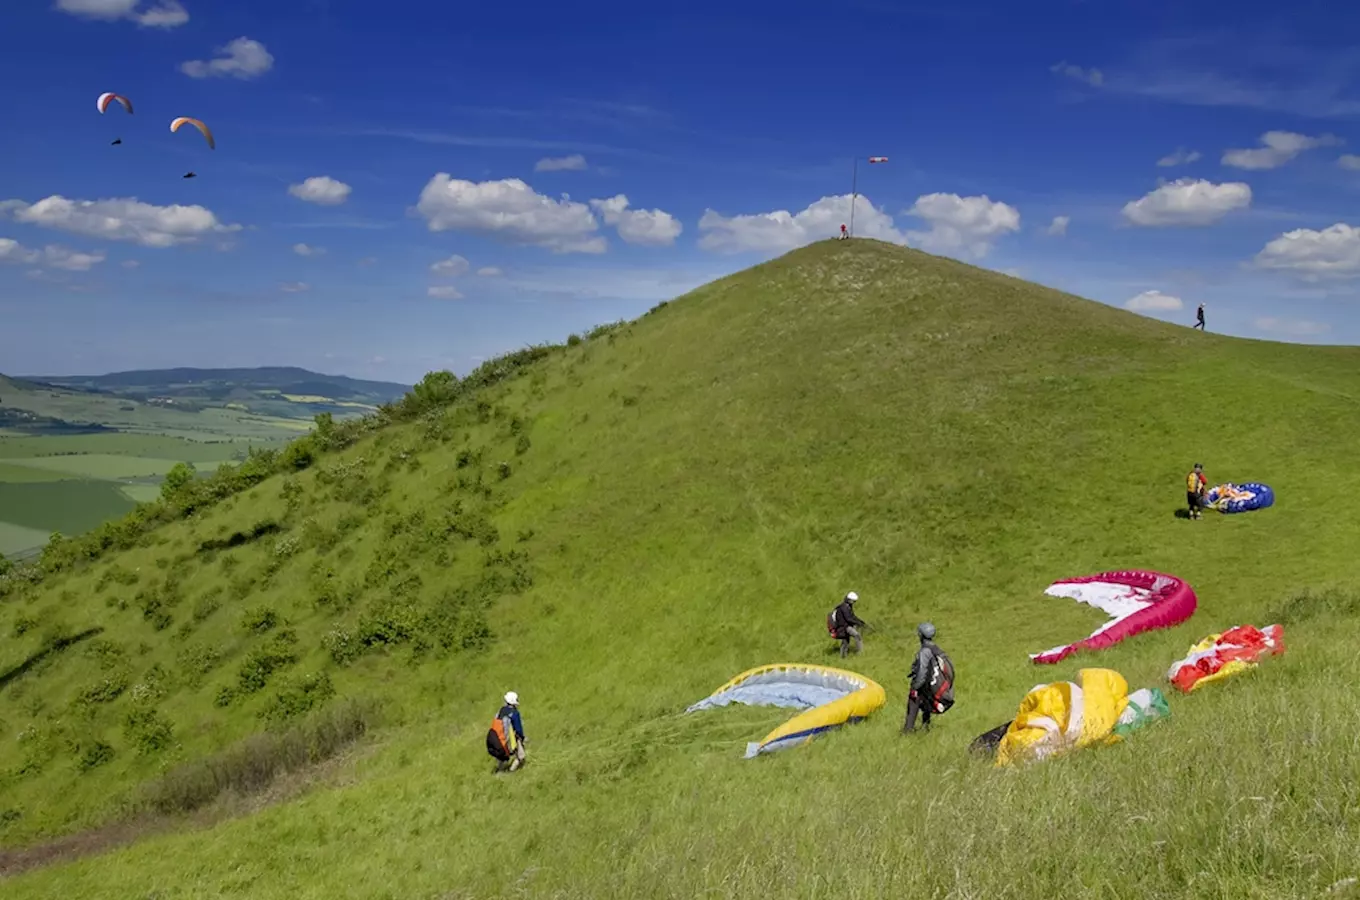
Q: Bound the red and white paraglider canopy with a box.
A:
[1031,569,1197,665]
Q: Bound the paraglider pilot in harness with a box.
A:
[829,591,868,657]
[1186,463,1206,520]
[903,622,954,734]
[487,691,528,773]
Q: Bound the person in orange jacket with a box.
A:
[1186,463,1207,519]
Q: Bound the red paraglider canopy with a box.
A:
[1030,569,1197,665]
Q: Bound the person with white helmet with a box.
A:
[828,591,869,658]
[486,690,528,773]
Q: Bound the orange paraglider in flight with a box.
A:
[170,116,215,150]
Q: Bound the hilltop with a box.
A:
[3,239,1360,898]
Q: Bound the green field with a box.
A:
[0,481,138,536]
[3,240,1360,898]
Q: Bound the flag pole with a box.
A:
[849,156,859,238]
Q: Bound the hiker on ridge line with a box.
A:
[1186,462,1207,520]
[829,591,868,657]
[487,691,528,773]
[903,622,954,734]
[1194,303,1206,331]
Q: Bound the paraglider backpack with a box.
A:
[923,643,955,714]
[486,715,512,761]
[827,609,839,636]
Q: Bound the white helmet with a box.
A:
[845,591,859,603]
[504,691,519,706]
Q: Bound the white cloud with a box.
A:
[414,175,607,254]
[1253,316,1330,337]
[588,195,683,247]
[180,37,274,80]
[288,176,352,206]
[904,193,1021,259]
[1050,61,1104,87]
[121,259,140,269]
[430,254,470,276]
[41,245,108,271]
[1,195,240,247]
[1253,223,1360,280]
[1157,148,1202,167]
[427,285,464,300]
[1338,155,1360,171]
[293,243,326,257]
[1221,131,1341,170]
[535,154,588,172]
[55,0,187,27]
[1121,178,1252,227]
[1046,215,1070,237]
[279,281,310,293]
[0,238,36,265]
[698,194,905,254]
[1124,290,1184,312]
[475,266,502,277]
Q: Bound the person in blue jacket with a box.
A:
[489,691,528,773]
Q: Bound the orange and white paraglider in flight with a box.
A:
[97,92,134,115]
[170,116,215,150]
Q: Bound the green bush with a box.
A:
[239,605,280,635]
[76,740,116,772]
[123,706,174,755]
[236,629,300,693]
[260,671,336,722]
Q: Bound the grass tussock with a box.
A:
[139,699,377,816]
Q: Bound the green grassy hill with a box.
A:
[3,239,1360,898]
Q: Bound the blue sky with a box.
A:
[4,0,1360,385]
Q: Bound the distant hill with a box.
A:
[25,367,411,405]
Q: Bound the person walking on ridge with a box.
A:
[486,691,528,773]
[1194,304,1206,331]
[902,622,954,734]
[829,591,868,657]
[1186,463,1207,520]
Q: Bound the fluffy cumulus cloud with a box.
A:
[180,37,274,80]
[1,195,240,247]
[288,176,352,206]
[293,243,325,257]
[1254,316,1330,337]
[588,195,683,247]
[905,193,1021,259]
[279,281,310,293]
[1046,215,1070,237]
[1157,147,1202,167]
[1124,290,1184,312]
[55,0,187,27]
[535,154,588,173]
[698,194,905,254]
[1121,179,1251,226]
[1050,61,1104,86]
[430,254,470,276]
[1253,223,1360,280]
[414,175,606,253]
[475,266,502,277]
[427,285,464,300]
[1221,131,1341,170]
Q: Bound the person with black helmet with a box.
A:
[1186,462,1207,519]
[903,622,954,734]
[829,591,868,658]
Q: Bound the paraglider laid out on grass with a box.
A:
[1205,482,1275,514]
[1167,624,1285,693]
[685,663,886,758]
[1030,570,1198,665]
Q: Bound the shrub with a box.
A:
[13,616,39,637]
[515,434,531,456]
[239,605,280,635]
[260,671,336,722]
[76,740,116,772]
[322,627,362,665]
[77,672,131,707]
[176,642,223,688]
[236,630,300,693]
[124,706,175,755]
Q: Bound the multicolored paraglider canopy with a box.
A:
[170,116,215,150]
[993,668,1169,767]
[1205,482,1274,514]
[1031,570,1197,664]
[1167,624,1285,693]
[97,92,133,115]
[685,663,885,758]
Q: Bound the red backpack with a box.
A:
[826,609,839,636]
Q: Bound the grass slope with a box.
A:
[4,239,1360,898]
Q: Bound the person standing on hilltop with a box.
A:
[1194,304,1206,331]
[1186,463,1207,520]
[839,223,849,240]
[902,622,954,734]
[829,591,868,657]
[486,691,528,773]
